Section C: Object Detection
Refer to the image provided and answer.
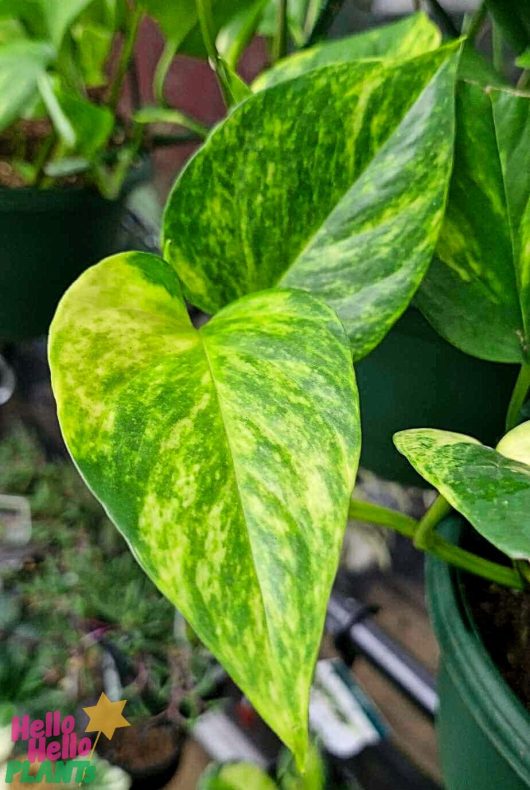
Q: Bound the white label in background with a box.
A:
[309,660,383,759]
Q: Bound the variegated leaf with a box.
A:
[253,12,441,91]
[394,428,530,559]
[163,45,459,361]
[416,82,530,363]
[48,251,360,763]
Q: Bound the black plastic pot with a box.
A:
[355,309,519,485]
[427,518,530,789]
[0,165,147,341]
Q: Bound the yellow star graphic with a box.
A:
[83,692,131,741]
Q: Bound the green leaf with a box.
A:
[486,0,530,55]
[0,40,54,132]
[394,428,530,560]
[38,73,76,146]
[416,82,530,363]
[199,762,277,790]
[253,12,441,91]
[71,20,114,86]
[517,47,530,69]
[142,0,252,57]
[55,89,114,157]
[48,251,360,763]
[496,420,530,466]
[162,45,459,361]
[216,0,268,69]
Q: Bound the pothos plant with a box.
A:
[0,0,296,195]
[47,3,530,769]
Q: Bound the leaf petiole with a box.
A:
[505,362,530,432]
[413,494,452,550]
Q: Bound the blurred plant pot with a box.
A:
[355,308,518,485]
[0,161,148,341]
[97,715,185,790]
[426,517,530,790]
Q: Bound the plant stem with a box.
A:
[154,39,178,106]
[348,498,417,538]
[517,69,530,90]
[414,494,452,550]
[430,534,524,590]
[196,0,234,107]
[349,497,524,590]
[505,362,530,431]
[109,6,143,114]
[271,0,288,63]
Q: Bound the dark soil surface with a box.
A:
[467,575,530,710]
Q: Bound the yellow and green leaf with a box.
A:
[394,426,530,559]
[253,12,441,91]
[48,251,360,764]
[163,45,459,361]
[416,82,530,363]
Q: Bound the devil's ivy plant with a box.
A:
[48,5,530,769]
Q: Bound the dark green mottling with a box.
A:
[395,428,530,559]
[48,251,360,763]
[163,45,459,361]
[416,83,530,363]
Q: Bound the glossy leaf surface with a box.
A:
[253,12,441,91]
[163,46,458,360]
[416,82,530,363]
[394,428,530,559]
[49,251,360,762]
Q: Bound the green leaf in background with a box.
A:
[216,0,268,69]
[0,40,54,132]
[142,0,254,57]
[394,427,530,559]
[416,82,530,363]
[71,20,114,86]
[199,762,277,790]
[486,0,530,54]
[517,47,530,69]
[48,251,360,763]
[497,420,530,466]
[38,0,97,48]
[253,12,441,91]
[54,88,114,157]
[163,45,459,361]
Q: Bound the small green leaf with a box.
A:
[416,82,530,363]
[497,420,530,466]
[516,47,530,69]
[48,251,360,763]
[216,0,268,69]
[253,12,441,91]
[394,428,530,560]
[0,40,54,132]
[199,762,277,790]
[72,20,114,86]
[163,45,459,360]
[54,89,114,158]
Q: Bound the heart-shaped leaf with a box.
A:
[416,82,530,363]
[163,45,459,361]
[394,427,530,559]
[48,251,360,763]
[253,12,441,91]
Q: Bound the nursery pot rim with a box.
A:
[0,156,149,212]
[426,518,530,784]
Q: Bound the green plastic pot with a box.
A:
[427,518,530,790]
[355,308,519,485]
[0,165,147,340]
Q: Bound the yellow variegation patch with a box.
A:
[48,251,360,763]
